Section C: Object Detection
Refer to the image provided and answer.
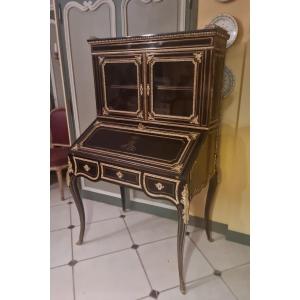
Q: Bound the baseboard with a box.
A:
[81,189,250,246]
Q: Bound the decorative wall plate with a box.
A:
[210,14,238,48]
[223,66,235,97]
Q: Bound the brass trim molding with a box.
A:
[88,28,228,45]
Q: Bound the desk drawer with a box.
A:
[73,157,100,180]
[143,173,180,204]
[100,163,141,188]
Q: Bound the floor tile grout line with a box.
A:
[135,273,219,300]
[158,273,217,295]
[188,236,239,300]
[70,246,133,265]
[70,215,125,228]
[220,277,239,300]
[122,218,154,292]
[51,263,69,270]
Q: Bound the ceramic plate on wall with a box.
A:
[223,66,235,97]
[210,14,238,48]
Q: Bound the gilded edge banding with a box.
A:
[88,29,227,45]
[143,173,180,205]
[180,184,190,224]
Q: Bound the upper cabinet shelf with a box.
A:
[89,28,229,128]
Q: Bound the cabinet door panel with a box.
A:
[97,54,144,119]
[147,51,203,124]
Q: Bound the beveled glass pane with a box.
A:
[104,62,138,112]
[152,60,194,117]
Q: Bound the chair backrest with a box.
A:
[50,108,70,146]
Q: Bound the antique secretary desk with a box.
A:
[67,25,229,294]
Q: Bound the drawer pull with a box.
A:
[155,182,164,191]
[83,164,91,172]
[116,171,124,179]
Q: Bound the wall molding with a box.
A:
[63,0,116,138]
[121,0,186,36]
[50,19,58,108]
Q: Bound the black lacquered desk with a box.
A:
[67,27,228,294]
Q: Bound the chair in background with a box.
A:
[50,108,70,200]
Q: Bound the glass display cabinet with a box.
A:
[67,26,229,294]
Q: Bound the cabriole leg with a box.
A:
[204,172,218,242]
[177,205,187,294]
[69,175,85,245]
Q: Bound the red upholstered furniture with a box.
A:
[50,108,70,200]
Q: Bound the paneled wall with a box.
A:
[190,0,250,235]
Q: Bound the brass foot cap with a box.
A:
[180,287,186,295]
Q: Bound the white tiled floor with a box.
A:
[50,184,250,300]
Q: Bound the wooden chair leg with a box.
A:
[56,169,64,201]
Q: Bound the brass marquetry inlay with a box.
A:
[135,55,142,64]
[148,112,154,120]
[146,84,150,96]
[83,164,91,172]
[146,54,154,64]
[116,171,123,179]
[191,116,199,124]
[102,108,109,115]
[137,123,145,130]
[171,164,184,173]
[155,182,165,191]
[98,56,104,64]
[139,84,143,96]
[194,52,203,63]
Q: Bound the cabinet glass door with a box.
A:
[99,55,143,118]
[147,52,202,123]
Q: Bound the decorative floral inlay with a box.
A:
[83,164,91,172]
[155,182,165,191]
[116,171,124,179]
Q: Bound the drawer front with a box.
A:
[101,163,141,188]
[73,157,100,180]
[143,173,180,204]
